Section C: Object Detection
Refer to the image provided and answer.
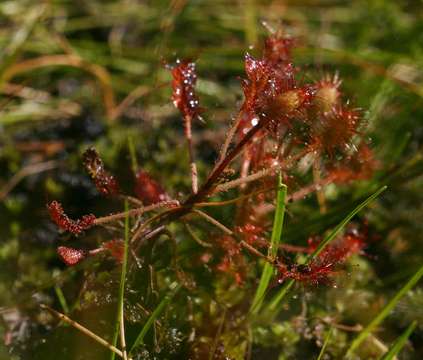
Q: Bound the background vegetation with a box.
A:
[0,0,422,359]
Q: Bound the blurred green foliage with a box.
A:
[0,0,422,359]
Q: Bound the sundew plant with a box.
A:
[38,32,411,359]
[0,1,422,360]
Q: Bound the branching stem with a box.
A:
[94,200,180,226]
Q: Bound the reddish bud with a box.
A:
[171,60,201,120]
[57,246,86,266]
[134,170,169,205]
[47,200,96,235]
[82,147,119,196]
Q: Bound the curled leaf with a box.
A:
[47,201,96,235]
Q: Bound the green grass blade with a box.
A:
[250,173,287,314]
[317,327,333,360]
[267,186,387,313]
[129,282,180,354]
[380,321,417,360]
[54,285,69,314]
[244,0,257,46]
[110,200,130,360]
[347,263,423,356]
[265,279,295,314]
[110,302,119,358]
[128,135,139,174]
[307,186,387,262]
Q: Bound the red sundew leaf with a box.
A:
[307,235,322,253]
[82,147,119,196]
[315,228,366,268]
[214,235,247,284]
[171,59,201,120]
[244,54,271,85]
[218,235,241,257]
[240,51,311,140]
[238,37,304,142]
[216,256,231,273]
[236,223,265,246]
[241,55,269,119]
[310,106,361,155]
[102,239,124,263]
[278,263,335,285]
[57,246,86,266]
[329,144,376,183]
[241,54,287,116]
[279,226,367,285]
[264,86,316,135]
[134,170,169,205]
[47,200,96,235]
[216,255,245,285]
